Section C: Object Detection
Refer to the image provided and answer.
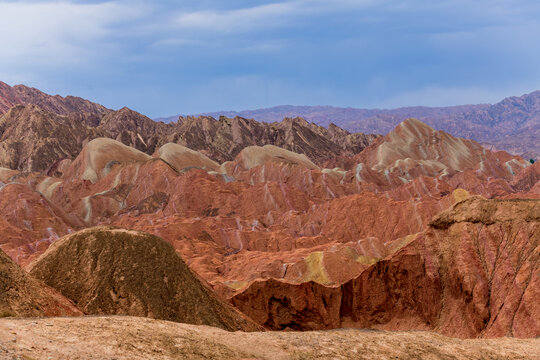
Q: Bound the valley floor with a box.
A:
[0,316,538,360]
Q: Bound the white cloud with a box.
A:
[0,1,144,67]
[172,0,377,34]
[173,2,308,34]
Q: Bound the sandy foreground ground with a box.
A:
[0,316,538,360]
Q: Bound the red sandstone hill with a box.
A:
[1,117,537,296]
[231,197,540,338]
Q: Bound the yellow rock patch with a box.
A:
[225,281,248,291]
[355,255,379,265]
[452,188,470,202]
[303,251,332,285]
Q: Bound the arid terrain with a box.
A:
[1,316,539,360]
[0,81,539,358]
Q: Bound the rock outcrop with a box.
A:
[0,105,106,172]
[0,81,108,117]
[28,226,262,331]
[231,197,540,338]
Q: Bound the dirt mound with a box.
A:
[0,247,82,318]
[28,226,262,331]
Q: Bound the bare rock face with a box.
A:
[0,181,81,267]
[230,278,342,330]
[0,81,108,117]
[98,107,171,154]
[0,247,82,318]
[512,161,540,193]
[0,105,106,172]
[170,115,379,164]
[28,226,262,331]
[232,197,540,338]
[353,118,529,185]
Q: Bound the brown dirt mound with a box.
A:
[28,226,262,331]
[0,247,82,318]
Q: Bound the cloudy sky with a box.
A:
[1,0,539,117]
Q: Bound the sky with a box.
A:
[1,0,540,118]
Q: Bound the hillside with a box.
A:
[0,247,82,318]
[28,226,262,332]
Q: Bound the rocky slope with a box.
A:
[0,105,106,172]
[2,117,537,292]
[28,226,262,331]
[0,104,376,173]
[0,247,82,318]
[353,118,528,184]
[2,316,539,360]
[166,115,379,164]
[232,197,540,338]
[0,81,108,118]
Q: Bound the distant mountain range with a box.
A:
[0,81,376,173]
[158,91,540,159]
[1,80,538,160]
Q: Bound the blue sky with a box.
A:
[1,0,540,117]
